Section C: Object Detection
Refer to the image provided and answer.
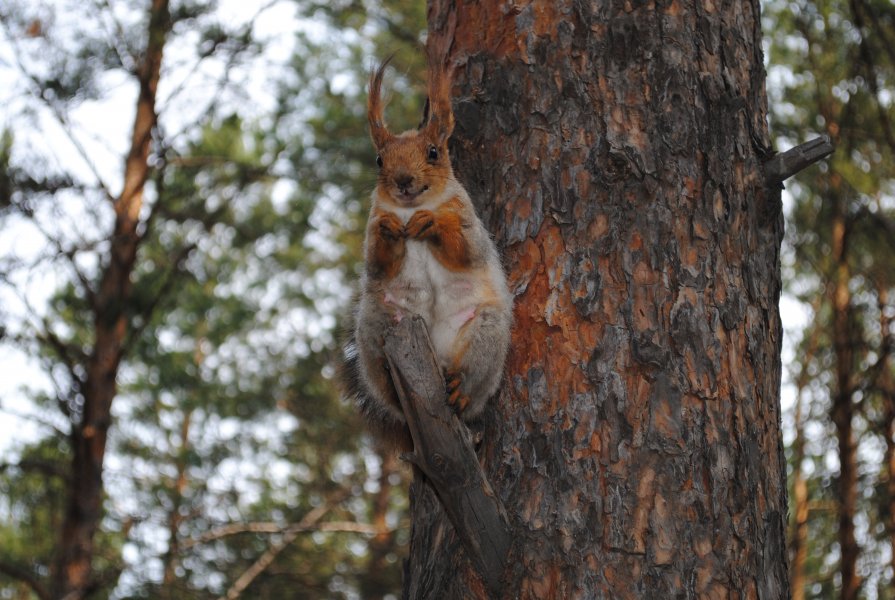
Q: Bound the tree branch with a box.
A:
[0,17,115,201]
[0,560,51,600]
[121,241,197,355]
[764,136,835,187]
[217,503,331,600]
[383,315,510,598]
[0,403,70,439]
[182,520,390,549]
[91,0,138,73]
[35,320,87,384]
[0,458,72,482]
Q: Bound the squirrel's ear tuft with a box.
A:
[423,43,454,146]
[417,97,431,131]
[368,56,394,150]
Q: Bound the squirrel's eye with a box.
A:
[426,145,439,162]
[376,154,383,168]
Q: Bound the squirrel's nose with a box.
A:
[394,173,414,192]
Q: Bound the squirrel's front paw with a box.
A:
[406,210,436,240]
[377,212,406,241]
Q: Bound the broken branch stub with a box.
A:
[764,136,835,187]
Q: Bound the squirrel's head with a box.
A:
[367,48,455,208]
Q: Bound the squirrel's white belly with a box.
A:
[387,240,477,367]
[383,241,433,318]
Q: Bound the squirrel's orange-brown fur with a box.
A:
[369,209,406,280]
[405,197,472,272]
[342,47,513,451]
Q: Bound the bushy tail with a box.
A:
[338,324,412,453]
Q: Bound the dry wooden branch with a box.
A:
[383,316,510,598]
[181,520,389,549]
[764,136,835,187]
[217,503,330,600]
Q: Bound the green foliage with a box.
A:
[0,439,68,575]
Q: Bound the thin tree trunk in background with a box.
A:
[830,174,860,600]
[413,0,790,596]
[790,318,821,600]
[362,452,400,599]
[797,18,861,594]
[52,1,171,597]
[886,395,895,592]
[163,410,193,596]
[791,396,809,600]
[876,285,895,590]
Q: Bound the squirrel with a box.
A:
[342,47,513,451]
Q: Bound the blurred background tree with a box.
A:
[765,0,895,598]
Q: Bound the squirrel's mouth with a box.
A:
[394,185,429,204]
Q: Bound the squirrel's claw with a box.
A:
[446,373,461,393]
[377,213,405,241]
[445,371,469,413]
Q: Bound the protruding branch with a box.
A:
[764,136,835,187]
[383,316,510,598]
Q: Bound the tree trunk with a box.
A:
[412,0,790,596]
[789,385,808,600]
[362,452,402,599]
[790,437,808,600]
[163,410,192,596]
[886,397,895,593]
[790,318,821,600]
[53,1,170,597]
[876,285,895,590]
[829,173,860,600]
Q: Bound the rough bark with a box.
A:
[52,1,171,597]
[416,0,790,597]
